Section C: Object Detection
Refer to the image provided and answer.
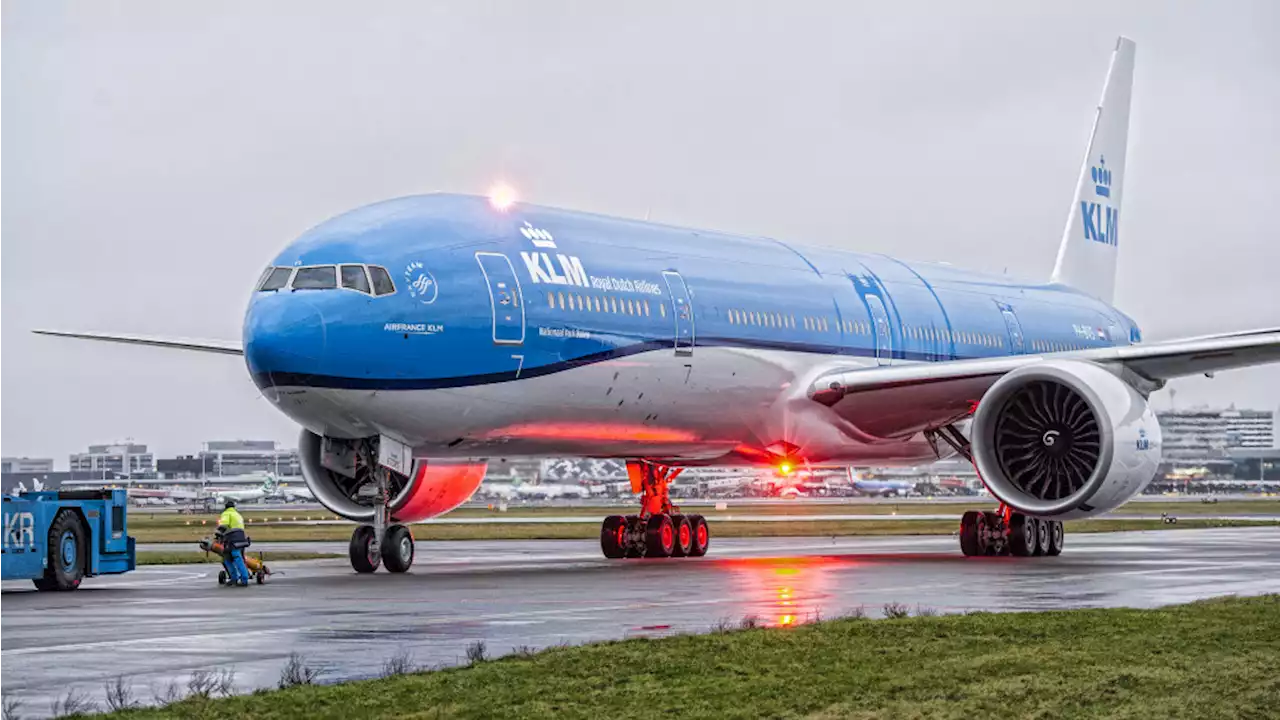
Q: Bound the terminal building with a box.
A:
[68,443,155,479]
[197,440,300,478]
[1,457,55,474]
[1158,407,1276,460]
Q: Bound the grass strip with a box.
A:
[135,550,342,565]
[104,594,1280,719]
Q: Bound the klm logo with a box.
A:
[520,221,557,249]
[1136,428,1151,452]
[3,511,35,550]
[1080,156,1119,246]
[518,220,589,286]
[521,251,589,287]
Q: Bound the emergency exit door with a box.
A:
[662,270,695,356]
[865,295,892,366]
[475,252,525,345]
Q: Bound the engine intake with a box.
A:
[971,360,1160,519]
[298,430,486,523]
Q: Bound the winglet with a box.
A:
[1050,36,1136,304]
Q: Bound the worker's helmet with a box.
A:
[224,498,236,509]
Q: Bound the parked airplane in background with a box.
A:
[481,479,597,500]
[37,37,1280,573]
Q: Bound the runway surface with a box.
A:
[4,527,1279,715]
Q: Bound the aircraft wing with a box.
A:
[806,329,1280,438]
[32,330,243,356]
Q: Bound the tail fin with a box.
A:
[1050,36,1136,304]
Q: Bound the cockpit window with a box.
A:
[341,265,371,294]
[368,266,395,296]
[292,266,337,290]
[259,267,293,291]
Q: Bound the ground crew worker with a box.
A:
[218,499,250,587]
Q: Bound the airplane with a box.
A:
[35,37,1280,571]
[851,479,918,498]
[480,479,596,500]
[211,475,280,505]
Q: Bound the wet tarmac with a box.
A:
[3,527,1278,715]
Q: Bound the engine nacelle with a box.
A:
[298,430,486,523]
[971,360,1161,519]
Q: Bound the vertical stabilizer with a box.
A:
[1050,36,1135,304]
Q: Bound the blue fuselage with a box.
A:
[243,193,1138,462]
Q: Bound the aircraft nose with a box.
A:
[243,296,328,389]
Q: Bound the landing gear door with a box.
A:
[662,270,695,356]
[865,295,892,366]
[475,252,526,345]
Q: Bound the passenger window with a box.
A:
[610,296,618,314]
[292,266,337,290]
[644,300,651,317]
[259,267,292,291]
[368,266,396,296]
[659,301,666,317]
[340,265,371,294]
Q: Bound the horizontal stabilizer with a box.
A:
[32,329,243,356]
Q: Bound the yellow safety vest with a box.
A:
[219,507,245,530]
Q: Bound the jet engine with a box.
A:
[298,430,486,523]
[970,360,1161,520]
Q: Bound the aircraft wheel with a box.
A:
[644,514,675,558]
[687,514,710,557]
[349,525,381,574]
[218,570,228,586]
[1045,520,1065,556]
[256,570,266,585]
[1033,517,1050,556]
[669,514,692,557]
[601,515,627,559]
[381,524,415,573]
[959,510,987,557]
[1009,513,1037,557]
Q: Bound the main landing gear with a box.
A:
[959,508,1064,558]
[347,454,416,574]
[601,462,709,559]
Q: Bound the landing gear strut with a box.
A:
[959,508,1064,558]
[348,446,416,574]
[601,461,709,559]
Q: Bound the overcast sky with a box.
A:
[3,1,1278,465]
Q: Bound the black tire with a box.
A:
[34,511,86,591]
[959,510,986,557]
[381,524,415,573]
[624,515,644,558]
[218,570,228,586]
[669,514,692,557]
[601,515,627,559]
[1045,520,1065,556]
[688,514,710,557]
[256,570,266,585]
[349,525,381,573]
[644,514,675,558]
[1033,517,1049,556]
[1009,513,1037,557]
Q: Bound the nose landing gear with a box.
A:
[600,461,709,559]
[348,462,416,573]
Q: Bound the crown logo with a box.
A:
[1090,156,1112,198]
